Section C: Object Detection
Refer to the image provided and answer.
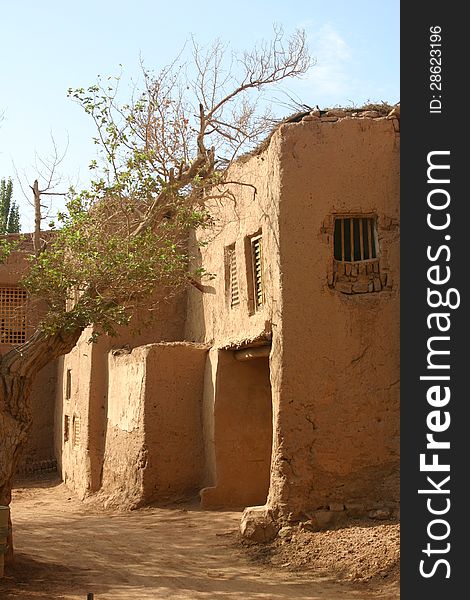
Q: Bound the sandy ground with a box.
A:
[0,476,399,600]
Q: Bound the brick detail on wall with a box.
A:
[322,213,396,295]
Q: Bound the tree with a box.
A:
[0,178,21,233]
[0,28,311,563]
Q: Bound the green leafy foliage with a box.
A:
[0,178,21,234]
[23,187,212,337]
[21,30,310,341]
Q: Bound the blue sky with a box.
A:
[0,0,399,230]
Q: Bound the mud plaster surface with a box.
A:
[1,476,398,600]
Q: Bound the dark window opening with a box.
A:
[334,216,377,262]
[64,415,70,443]
[66,369,72,400]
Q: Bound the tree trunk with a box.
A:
[0,325,84,567]
[0,377,32,566]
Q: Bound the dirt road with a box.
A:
[0,477,398,599]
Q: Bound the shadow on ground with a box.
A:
[1,553,93,599]
[0,477,398,600]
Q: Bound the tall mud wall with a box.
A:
[268,116,400,518]
[100,342,207,508]
[57,290,187,499]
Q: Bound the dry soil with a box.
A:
[0,475,399,599]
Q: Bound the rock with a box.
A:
[328,503,345,512]
[299,521,319,532]
[359,110,380,118]
[320,116,339,122]
[302,114,320,122]
[368,508,391,520]
[313,510,336,529]
[240,506,279,542]
[286,510,307,523]
[387,104,400,119]
[345,503,366,517]
[335,282,353,294]
[325,109,347,117]
[111,344,131,355]
[352,281,369,294]
[277,526,294,540]
[373,277,382,292]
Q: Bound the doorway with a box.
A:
[202,348,273,508]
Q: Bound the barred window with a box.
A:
[0,287,28,345]
[330,215,384,294]
[334,217,377,262]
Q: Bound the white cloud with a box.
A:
[307,23,354,98]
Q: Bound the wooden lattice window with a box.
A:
[227,245,240,308]
[251,235,264,310]
[334,216,377,262]
[0,287,27,345]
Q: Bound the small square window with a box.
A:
[331,215,383,294]
[0,287,28,345]
[334,216,377,262]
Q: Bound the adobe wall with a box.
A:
[0,242,58,473]
[142,342,207,502]
[19,361,57,470]
[54,112,399,523]
[99,345,148,507]
[57,291,187,499]
[100,342,207,508]
[184,135,284,512]
[186,113,399,523]
[184,129,283,347]
[56,337,94,497]
[268,115,400,519]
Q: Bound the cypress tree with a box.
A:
[0,178,21,233]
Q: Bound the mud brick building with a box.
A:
[5,107,400,535]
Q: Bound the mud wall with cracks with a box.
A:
[184,129,283,349]
[100,342,208,508]
[57,290,187,499]
[268,117,400,518]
